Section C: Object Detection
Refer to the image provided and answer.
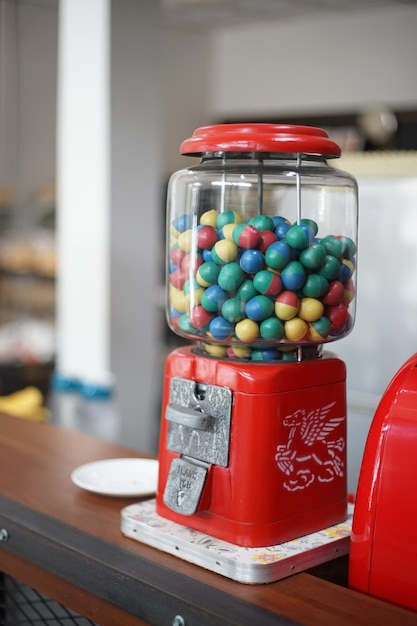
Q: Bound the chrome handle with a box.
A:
[166,403,214,431]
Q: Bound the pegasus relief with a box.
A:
[275,401,345,492]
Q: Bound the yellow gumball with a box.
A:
[204,343,228,358]
[284,317,308,341]
[298,297,324,322]
[221,223,237,241]
[200,209,219,228]
[177,229,194,253]
[235,319,259,342]
[169,287,190,313]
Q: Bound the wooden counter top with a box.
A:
[0,412,415,626]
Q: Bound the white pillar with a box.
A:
[56,0,162,451]
[56,0,112,389]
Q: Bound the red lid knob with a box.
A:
[180,123,341,158]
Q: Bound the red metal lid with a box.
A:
[180,123,341,158]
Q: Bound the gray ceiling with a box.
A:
[162,0,417,29]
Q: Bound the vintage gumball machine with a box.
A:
[156,124,358,548]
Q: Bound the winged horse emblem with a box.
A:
[275,401,345,491]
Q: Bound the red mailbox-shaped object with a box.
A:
[349,352,417,611]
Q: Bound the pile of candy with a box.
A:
[168,209,356,361]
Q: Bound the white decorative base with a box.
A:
[121,500,353,584]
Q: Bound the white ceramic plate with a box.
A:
[71,458,159,497]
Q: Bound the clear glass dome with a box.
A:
[166,125,358,362]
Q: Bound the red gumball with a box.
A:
[181,253,203,274]
[258,230,277,254]
[325,303,348,329]
[197,225,218,250]
[170,246,186,267]
[238,224,261,249]
[190,305,213,329]
[322,280,344,306]
[170,268,186,289]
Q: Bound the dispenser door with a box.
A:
[165,377,232,467]
[162,377,232,515]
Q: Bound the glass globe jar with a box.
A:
[166,124,358,362]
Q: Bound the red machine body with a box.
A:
[156,346,347,548]
[349,352,417,611]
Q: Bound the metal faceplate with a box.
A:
[165,377,232,467]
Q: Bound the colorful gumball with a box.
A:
[249,215,275,232]
[299,218,319,237]
[258,230,278,253]
[285,225,310,250]
[280,261,305,291]
[184,278,204,305]
[171,213,192,236]
[299,243,326,270]
[201,284,228,312]
[217,263,245,291]
[237,279,258,302]
[275,291,299,320]
[235,319,259,342]
[200,209,218,228]
[338,236,357,259]
[227,345,252,359]
[169,267,186,289]
[177,229,194,253]
[253,270,282,297]
[204,343,228,358]
[322,280,344,306]
[232,223,261,249]
[265,241,291,270]
[274,220,291,240]
[169,244,185,267]
[321,235,343,259]
[319,254,340,280]
[338,258,355,282]
[251,348,279,361]
[240,249,265,274]
[245,295,274,321]
[216,210,243,230]
[284,317,309,341]
[325,303,349,329]
[196,261,220,287]
[222,297,245,322]
[202,249,213,263]
[169,287,189,313]
[196,224,218,249]
[209,316,234,340]
[219,223,237,241]
[260,317,284,340]
[190,305,213,329]
[302,274,328,298]
[181,253,203,274]
[178,313,195,334]
[309,316,332,341]
[342,279,355,304]
[211,239,238,264]
[298,297,324,322]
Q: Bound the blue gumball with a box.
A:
[240,249,265,274]
[209,316,233,340]
[201,284,227,313]
[251,348,280,361]
[280,261,305,290]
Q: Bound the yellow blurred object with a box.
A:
[0,386,50,421]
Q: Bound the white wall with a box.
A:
[161,26,211,176]
[208,6,417,119]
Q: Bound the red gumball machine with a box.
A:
[151,124,358,550]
